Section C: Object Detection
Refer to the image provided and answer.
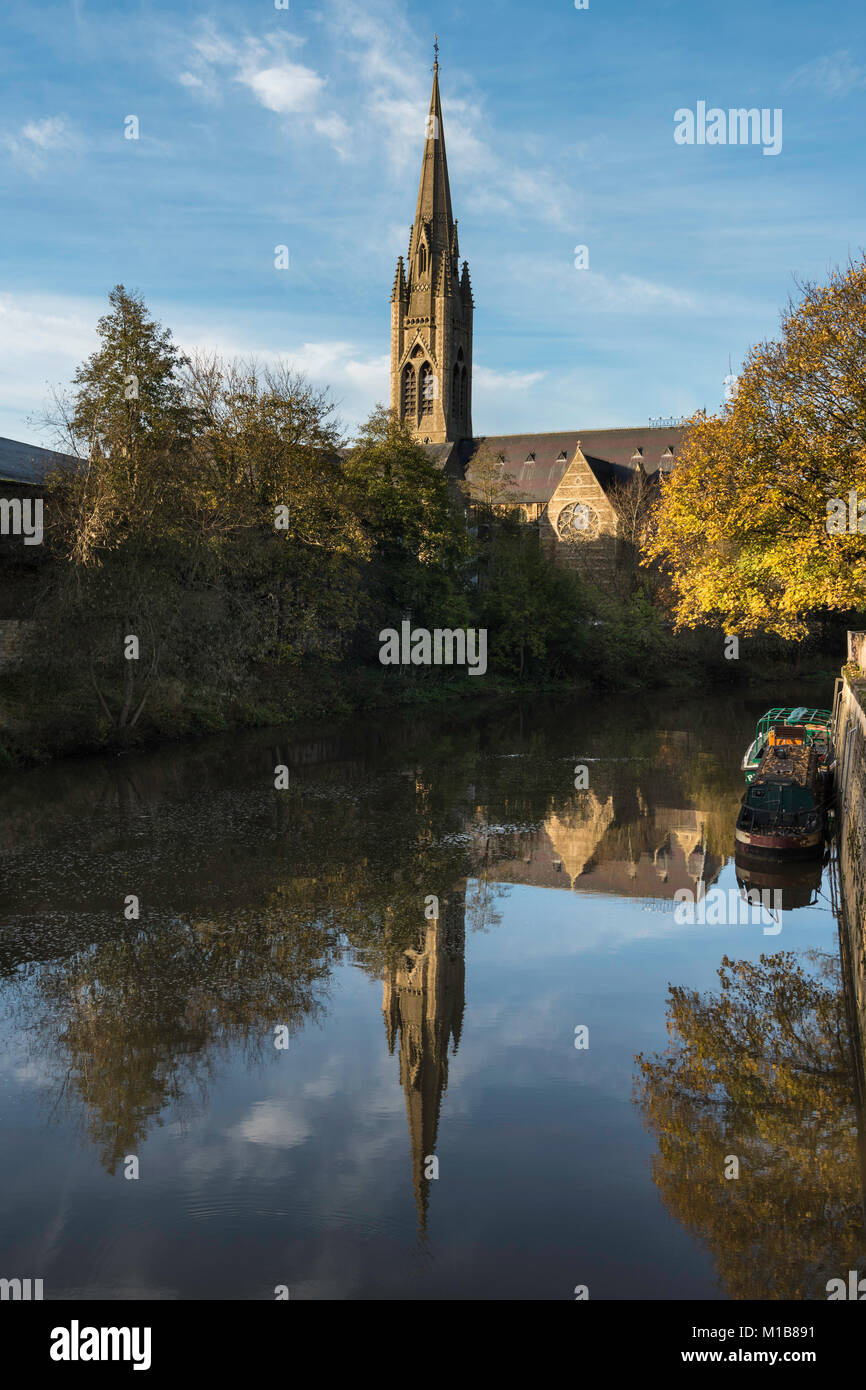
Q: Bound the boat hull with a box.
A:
[734,824,824,857]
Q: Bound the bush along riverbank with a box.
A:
[0,586,850,766]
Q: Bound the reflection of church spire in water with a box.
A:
[382,888,466,1233]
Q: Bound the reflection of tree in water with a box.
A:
[634,950,863,1299]
[30,901,343,1174]
[464,877,508,935]
[12,752,478,1173]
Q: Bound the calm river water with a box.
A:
[0,689,858,1300]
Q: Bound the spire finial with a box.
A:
[433,34,439,71]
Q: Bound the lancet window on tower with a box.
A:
[402,363,417,420]
[419,362,434,415]
[418,243,427,276]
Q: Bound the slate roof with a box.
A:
[420,441,459,470]
[0,436,81,486]
[458,427,686,504]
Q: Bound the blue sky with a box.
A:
[1,0,865,445]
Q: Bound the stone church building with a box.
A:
[390,55,686,576]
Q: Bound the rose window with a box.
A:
[556,501,599,542]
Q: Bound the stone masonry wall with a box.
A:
[835,653,866,1106]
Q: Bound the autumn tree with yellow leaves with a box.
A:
[644,257,866,638]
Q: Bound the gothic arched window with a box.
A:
[459,365,467,420]
[418,243,427,276]
[452,363,460,419]
[419,362,434,415]
[402,363,416,420]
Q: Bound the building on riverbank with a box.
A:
[389,53,687,579]
[0,437,77,640]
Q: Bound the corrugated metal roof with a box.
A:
[0,436,81,486]
[459,427,687,503]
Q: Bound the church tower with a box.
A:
[390,45,473,445]
[382,888,466,1232]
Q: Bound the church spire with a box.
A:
[389,45,473,445]
[408,54,454,286]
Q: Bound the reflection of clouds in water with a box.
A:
[0,1026,54,1088]
[302,1075,340,1101]
[447,988,641,1106]
[468,881,693,954]
[232,1100,314,1149]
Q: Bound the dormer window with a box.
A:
[630,447,644,463]
[556,451,567,463]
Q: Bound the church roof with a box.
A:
[420,441,459,470]
[459,427,686,503]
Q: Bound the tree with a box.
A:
[32,295,372,742]
[459,442,524,513]
[644,256,866,638]
[476,511,589,678]
[607,467,657,563]
[52,284,196,562]
[182,354,367,665]
[40,287,201,732]
[342,406,470,633]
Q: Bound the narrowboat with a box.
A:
[741,706,833,785]
[735,741,829,857]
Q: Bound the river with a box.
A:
[0,689,857,1300]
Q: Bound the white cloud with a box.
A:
[474,365,544,392]
[1,116,77,171]
[488,251,695,315]
[21,117,68,149]
[600,273,694,311]
[176,23,343,154]
[313,113,352,158]
[787,50,866,98]
[0,292,97,440]
[239,61,324,115]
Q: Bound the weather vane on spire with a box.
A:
[433,34,439,69]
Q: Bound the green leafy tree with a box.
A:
[477,512,589,678]
[342,406,471,636]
